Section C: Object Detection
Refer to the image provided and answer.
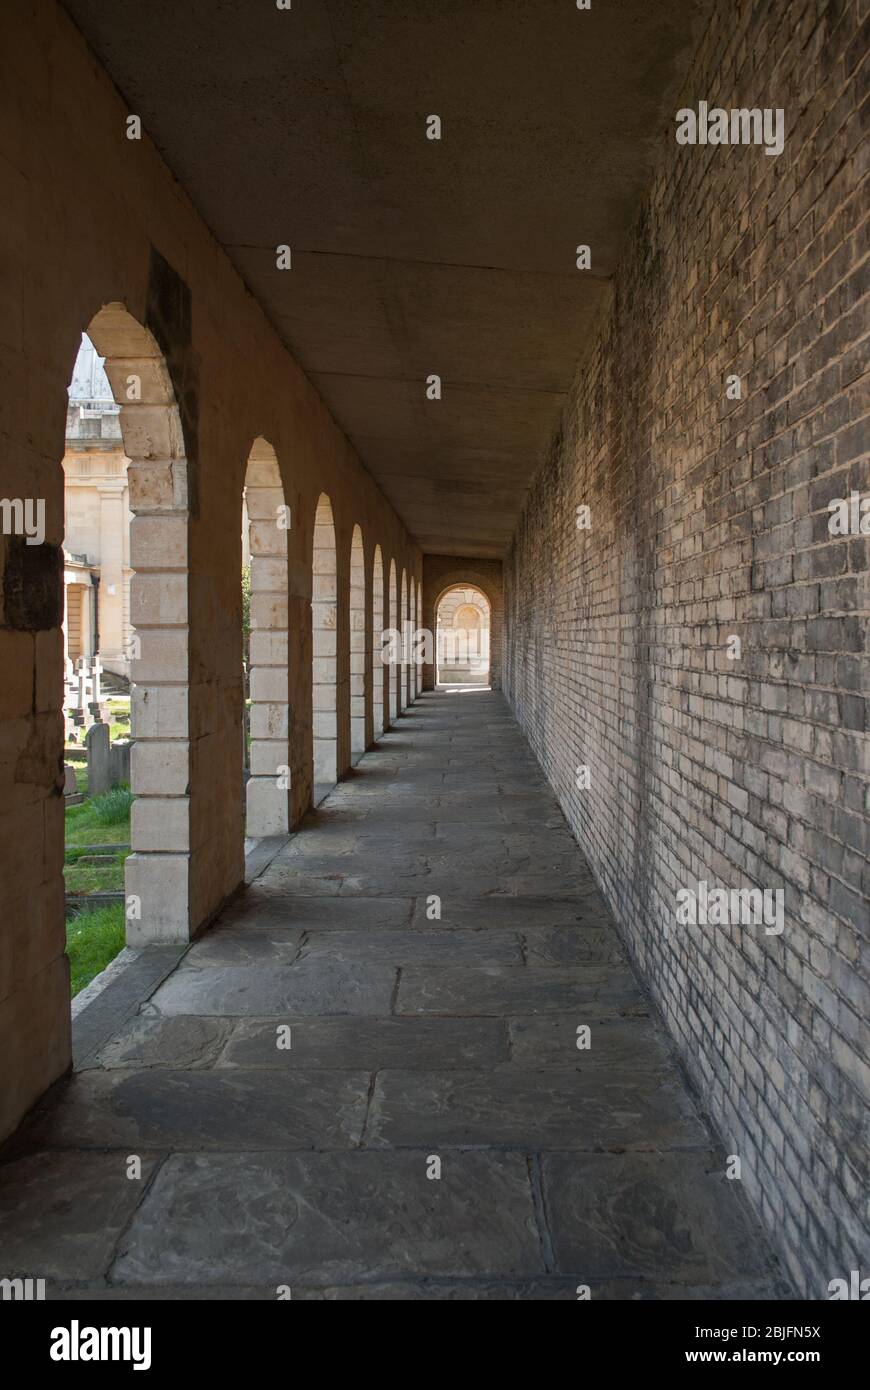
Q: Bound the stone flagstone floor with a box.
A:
[0,689,790,1299]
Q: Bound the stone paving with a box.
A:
[0,690,790,1299]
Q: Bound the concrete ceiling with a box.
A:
[62,0,707,558]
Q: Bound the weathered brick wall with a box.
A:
[422,556,503,690]
[504,0,868,1296]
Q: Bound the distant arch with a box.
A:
[435,584,491,686]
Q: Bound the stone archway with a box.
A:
[421,559,503,692]
[87,302,192,945]
[435,585,491,685]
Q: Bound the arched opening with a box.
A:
[388,558,398,725]
[400,569,408,712]
[312,493,338,795]
[349,524,366,758]
[67,303,191,952]
[242,438,290,837]
[371,544,385,740]
[62,332,133,995]
[435,584,491,687]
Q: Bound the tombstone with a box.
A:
[63,763,78,796]
[109,739,131,787]
[85,721,112,796]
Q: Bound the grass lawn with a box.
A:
[63,783,132,989]
[106,695,131,743]
[65,785,133,849]
[66,902,126,996]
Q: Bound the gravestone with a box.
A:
[85,722,112,796]
[110,740,131,786]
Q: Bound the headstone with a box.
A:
[109,739,131,786]
[85,721,111,796]
[63,763,78,796]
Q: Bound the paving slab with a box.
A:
[0,1150,161,1280]
[110,1151,543,1285]
[149,959,397,1016]
[183,932,305,966]
[367,1068,707,1150]
[507,1015,672,1070]
[523,926,626,965]
[217,895,414,931]
[542,1152,779,1284]
[397,964,646,1016]
[21,1069,370,1150]
[296,928,523,967]
[218,1016,509,1069]
[92,1014,233,1070]
[410,895,608,930]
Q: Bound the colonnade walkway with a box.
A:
[0,690,788,1299]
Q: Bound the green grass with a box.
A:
[90,786,135,824]
[64,849,126,894]
[65,785,132,849]
[66,902,126,996]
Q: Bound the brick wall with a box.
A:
[503,0,869,1296]
[421,556,503,690]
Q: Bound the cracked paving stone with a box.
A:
[21,1069,370,1150]
[217,895,414,931]
[366,1068,707,1149]
[410,896,605,930]
[110,1151,543,1285]
[182,932,304,966]
[397,964,645,1015]
[218,1015,509,1069]
[148,959,397,1016]
[0,1150,161,1280]
[93,1015,233,1069]
[542,1152,779,1282]
[507,1016,675,1070]
[296,929,523,967]
[523,926,626,965]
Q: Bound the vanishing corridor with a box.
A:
[0,692,785,1297]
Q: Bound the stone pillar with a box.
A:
[245,457,290,836]
[97,482,127,666]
